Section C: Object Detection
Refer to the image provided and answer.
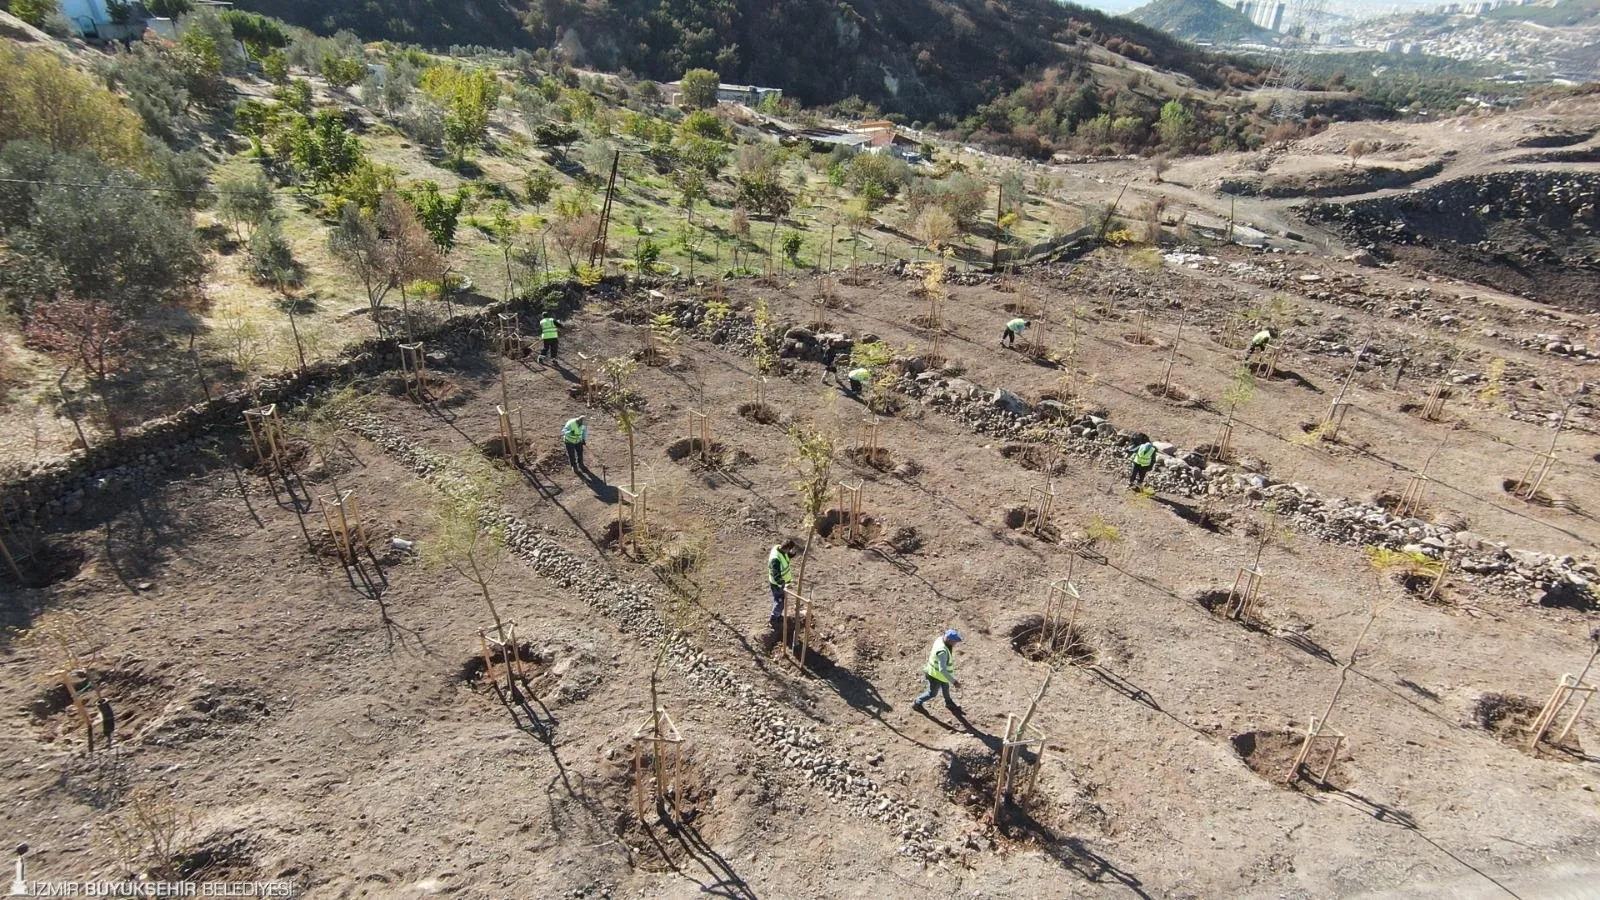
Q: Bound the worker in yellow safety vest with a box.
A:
[539,315,560,361]
[1002,318,1029,348]
[1129,439,1156,490]
[912,629,964,716]
[768,539,799,622]
[562,415,587,473]
[1244,328,1273,360]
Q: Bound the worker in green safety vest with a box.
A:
[539,315,560,361]
[562,415,587,473]
[1244,328,1273,360]
[1001,318,1029,348]
[1129,439,1156,490]
[912,629,963,716]
[845,367,871,398]
[767,538,799,622]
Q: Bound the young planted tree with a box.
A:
[600,356,640,489]
[788,422,835,595]
[488,201,523,301]
[425,453,512,644]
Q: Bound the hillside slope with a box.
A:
[1125,0,1274,44]
[233,0,1250,120]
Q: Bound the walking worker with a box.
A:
[1002,317,1029,348]
[846,366,872,397]
[539,314,560,361]
[562,415,587,472]
[768,538,799,621]
[1129,438,1156,490]
[1244,327,1273,360]
[820,339,841,385]
[913,629,963,715]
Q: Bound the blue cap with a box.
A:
[945,629,963,643]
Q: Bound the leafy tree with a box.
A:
[0,48,147,167]
[679,68,719,109]
[679,109,730,142]
[378,190,443,337]
[262,50,289,84]
[673,136,728,180]
[218,10,289,59]
[914,205,957,251]
[1,153,203,432]
[487,201,521,301]
[1,153,203,315]
[215,165,274,239]
[9,0,58,28]
[246,212,297,288]
[780,231,802,263]
[736,167,794,268]
[182,9,249,76]
[171,30,230,109]
[404,180,466,252]
[420,64,501,163]
[274,78,313,115]
[146,0,193,15]
[524,170,556,210]
[1157,100,1194,149]
[328,202,392,328]
[287,109,363,191]
[99,44,190,142]
[533,121,580,158]
[321,55,366,91]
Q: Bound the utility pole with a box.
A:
[991,186,1003,270]
[589,151,620,271]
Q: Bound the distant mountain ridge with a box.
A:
[233,0,1253,120]
[1125,0,1276,44]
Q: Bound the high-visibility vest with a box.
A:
[924,637,954,684]
[541,317,559,339]
[768,546,791,587]
[1133,443,1156,466]
[562,418,585,444]
[1251,329,1271,347]
[847,368,871,384]
[1007,318,1028,334]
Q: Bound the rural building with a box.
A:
[662,80,783,108]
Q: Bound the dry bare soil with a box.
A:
[6,232,1600,898]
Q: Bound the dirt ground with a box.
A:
[5,233,1600,897]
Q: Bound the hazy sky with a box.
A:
[1075,0,1442,17]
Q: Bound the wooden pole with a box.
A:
[590,151,621,270]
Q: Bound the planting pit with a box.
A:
[846,445,895,470]
[1009,615,1095,666]
[1145,382,1194,403]
[1002,506,1060,542]
[736,401,781,425]
[1473,692,1584,758]
[29,665,170,747]
[173,831,261,882]
[817,510,884,547]
[459,641,559,703]
[1161,499,1232,534]
[606,751,718,873]
[1121,333,1162,347]
[1503,478,1559,507]
[999,443,1067,475]
[4,540,87,588]
[1231,730,1350,792]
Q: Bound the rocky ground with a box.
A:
[4,235,1599,897]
